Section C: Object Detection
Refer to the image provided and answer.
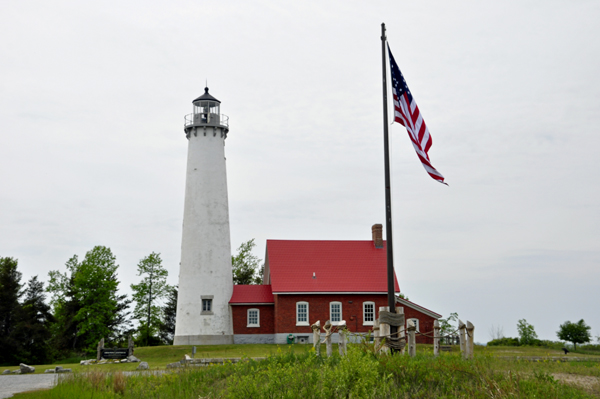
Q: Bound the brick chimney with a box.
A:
[372,224,383,248]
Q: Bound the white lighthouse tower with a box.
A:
[174,87,234,345]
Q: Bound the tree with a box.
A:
[130,252,170,346]
[14,276,54,364]
[438,312,459,344]
[516,319,538,345]
[47,255,85,352]
[74,246,131,348]
[47,246,131,353]
[158,286,177,345]
[232,239,263,285]
[557,319,591,350]
[0,257,23,365]
[489,324,505,341]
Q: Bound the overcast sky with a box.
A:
[1,0,599,343]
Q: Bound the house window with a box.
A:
[363,302,375,325]
[330,302,342,324]
[247,308,260,327]
[201,295,214,315]
[296,302,309,326]
[408,318,420,332]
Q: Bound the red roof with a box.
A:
[266,240,400,293]
[229,284,274,304]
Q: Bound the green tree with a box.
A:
[47,247,131,352]
[75,246,131,348]
[557,319,592,350]
[130,252,170,346]
[158,286,177,345]
[0,257,23,365]
[47,256,85,352]
[438,312,459,344]
[232,239,263,285]
[516,319,538,345]
[14,276,54,364]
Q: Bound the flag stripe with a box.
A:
[388,45,446,184]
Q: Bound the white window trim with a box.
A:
[247,308,260,328]
[329,301,342,325]
[408,318,420,332]
[362,301,375,326]
[296,301,309,326]
[201,296,213,315]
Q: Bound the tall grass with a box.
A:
[16,346,599,398]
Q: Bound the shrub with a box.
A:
[487,337,520,346]
[112,371,126,395]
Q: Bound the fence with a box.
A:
[310,306,475,359]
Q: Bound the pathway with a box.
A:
[0,374,57,399]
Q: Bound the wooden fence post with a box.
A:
[458,320,466,359]
[395,307,405,354]
[373,319,381,351]
[433,320,440,357]
[378,306,390,353]
[311,320,321,357]
[407,319,416,357]
[338,320,347,356]
[466,321,475,359]
[399,325,406,355]
[323,320,333,357]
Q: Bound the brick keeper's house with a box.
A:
[229,225,441,344]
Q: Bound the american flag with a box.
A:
[388,45,446,185]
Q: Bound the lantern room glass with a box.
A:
[194,101,220,121]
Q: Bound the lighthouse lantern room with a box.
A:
[184,87,229,137]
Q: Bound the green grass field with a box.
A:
[7,344,600,398]
[2,343,599,375]
[1,344,324,374]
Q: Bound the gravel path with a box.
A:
[0,374,58,398]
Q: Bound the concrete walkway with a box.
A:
[0,374,58,398]
[0,370,169,398]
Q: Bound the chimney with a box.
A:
[372,224,383,248]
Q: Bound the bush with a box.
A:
[571,343,600,355]
[487,338,571,348]
[487,337,520,346]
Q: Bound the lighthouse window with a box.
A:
[330,302,342,324]
[363,302,375,326]
[201,295,214,315]
[296,302,309,326]
[247,308,260,327]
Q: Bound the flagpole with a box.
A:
[381,23,398,341]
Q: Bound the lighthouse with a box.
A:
[173,88,234,345]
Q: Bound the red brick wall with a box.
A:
[273,294,388,335]
[273,294,437,344]
[231,305,275,334]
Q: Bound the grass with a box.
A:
[442,344,600,358]
[2,343,599,375]
[0,344,325,374]
[11,346,600,398]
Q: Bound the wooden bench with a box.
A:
[440,345,452,352]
